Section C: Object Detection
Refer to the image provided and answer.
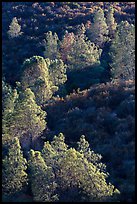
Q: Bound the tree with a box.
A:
[60,31,75,63]
[43,31,60,60]
[7,17,22,39]
[21,56,53,105]
[2,86,18,148]
[106,6,117,38]
[77,135,106,172]
[87,8,109,47]
[2,79,13,111]
[21,56,67,104]
[42,133,68,173]
[66,29,102,70]
[109,21,135,80]
[51,132,68,153]
[3,86,46,150]
[48,59,67,88]
[28,149,58,202]
[47,58,67,96]
[2,137,28,198]
[42,133,120,202]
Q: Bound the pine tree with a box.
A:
[48,59,67,88]
[47,58,67,96]
[21,56,67,104]
[106,6,117,38]
[51,132,68,153]
[60,31,75,63]
[7,17,22,39]
[42,141,57,167]
[2,87,18,148]
[66,30,102,70]
[21,56,53,105]
[43,31,60,60]
[42,133,120,202]
[87,8,109,47]
[2,79,13,111]
[109,21,135,80]
[77,135,106,172]
[3,87,46,150]
[2,137,28,197]
[28,149,58,202]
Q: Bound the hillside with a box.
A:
[2,2,135,85]
[43,80,135,202]
[2,2,135,203]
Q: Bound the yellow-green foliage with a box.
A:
[2,87,46,150]
[28,149,58,202]
[67,27,102,70]
[21,56,67,105]
[2,137,28,196]
[41,133,120,201]
[87,8,109,47]
[43,31,61,60]
[21,56,53,105]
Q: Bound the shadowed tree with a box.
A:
[7,17,22,39]
[109,21,135,80]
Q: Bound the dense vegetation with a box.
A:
[2,2,135,202]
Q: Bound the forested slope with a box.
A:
[2,2,135,202]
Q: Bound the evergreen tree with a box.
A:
[43,31,60,60]
[2,87,18,148]
[2,79,13,111]
[42,133,120,202]
[42,133,68,184]
[106,6,117,38]
[21,56,67,104]
[109,21,135,80]
[42,140,57,167]
[7,17,22,39]
[87,8,109,47]
[28,150,58,202]
[2,137,28,198]
[3,87,46,150]
[66,30,102,70]
[77,135,106,172]
[21,56,53,105]
[48,59,67,88]
[51,132,68,153]
[60,31,75,63]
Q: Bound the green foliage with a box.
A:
[48,59,67,88]
[109,21,135,80]
[7,17,22,39]
[66,27,102,70]
[106,6,117,37]
[41,133,120,202]
[51,132,68,152]
[2,2,135,202]
[2,86,18,148]
[21,56,67,104]
[28,149,58,202]
[2,87,46,150]
[87,8,109,47]
[77,135,106,172]
[43,31,60,60]
[2,79,13,110]
[21,56,53,105]
[2,137,28,197]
